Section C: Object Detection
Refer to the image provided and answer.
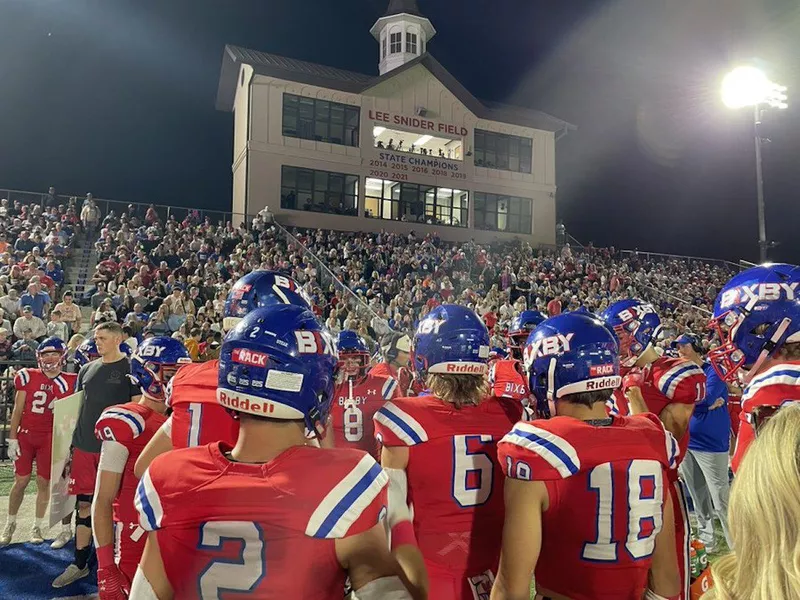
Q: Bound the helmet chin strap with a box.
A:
[546,358,557,401]
[743,317,792,385]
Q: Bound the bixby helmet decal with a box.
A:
[708,263,800,383]
[223,271,312,332]
[600,299,661,367]
[525,313,621,418]
[218,305,338,437]
[412,304,490,377]
[130,336,191,400]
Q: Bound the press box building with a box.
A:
[216,0,574,244]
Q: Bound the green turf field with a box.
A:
[0,461,36,496]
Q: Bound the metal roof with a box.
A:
[384,0,424,17]
[216,45,575,134]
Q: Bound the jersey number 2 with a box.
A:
[582,459,663,562]
[198,521,265,599]
[31,391,51,415]
[452,434,494,508]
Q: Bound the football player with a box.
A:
[373,304,523,599]
[92,337,190,600]
[133,270,311,478]
[131,305,418,599]
[491,313,680,600]
[707,263,800,472]
[601,299,706,600]
[324,330,399,455]
[505,310,545,361]
[1,337,77,546]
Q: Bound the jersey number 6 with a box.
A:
[452,434,494,508]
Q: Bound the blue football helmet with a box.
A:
[507,310,546,359]
[217,305,338,437]
[489,346,510,361]
[525,313,621,418]
[75,338,132,368]
[130,336,192,400]
[412,304,490,377]
[600,299,661,367]
[37,337,67,372]
[708,263,800,383]
[223,270,312,332]
[337,330,370,379]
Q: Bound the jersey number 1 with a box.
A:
[582,459,664,562]
[198,521,265,599]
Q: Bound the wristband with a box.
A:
[644,590,679,600]
[390,520,417,550]
[96,544,115,569]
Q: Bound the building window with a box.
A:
[382,35,387,59]
[473,192,532,234]
[474,130,532,173]
[406,32,418,54]
[364,178,467,227]
[281,166,359,216]
[282,93,360,147]
[390,32,402,54]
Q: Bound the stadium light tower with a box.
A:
[721,66,788,263]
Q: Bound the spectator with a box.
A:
[184,327,201,361]
[43,186,58,208]
[80,194,100,236]
[204,331,222,360]
[11,330,38,361]
[0,288,20,322]
[90,281,110,310]
[706,404,800,600]
[547,295,562,316]
[47,309,69,342]
[122,325,138,353]
[148,304,171,336]
[674,334,732,552]
[92,298,117,326]
[54,291,81,335]
[13,306,46,340]
[0,328,12,360]
[19,283,49,319]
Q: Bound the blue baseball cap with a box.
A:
[671,334,697,348]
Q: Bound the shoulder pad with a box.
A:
[95,404,147,444]
[305,451,388,539]
[499,419,581,480]
[653,358,706,402]
[52,374,75,395]
[373,400,429,446]
[14,368,31,390]
[743,364,800,407]
[378,376,399,401]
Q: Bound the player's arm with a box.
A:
[490,478,546,600]
[130,532,173,600]
[8,390,25,441]
[381,445,428,599]
[134,418,173,478]
[336,522,420,600]
[319,413,335,449]
[658,403,694,441]
[647,491,680,598]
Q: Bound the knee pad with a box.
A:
[76,513,91,529]
[77,493,93,504]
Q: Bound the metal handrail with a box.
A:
[619,249,740,271]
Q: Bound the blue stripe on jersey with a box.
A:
[376,406,424,445]
[314,461,384,538]
[137,479,158,530]
[659,364,698,396]
[106,410,144,435]
[509,427,580,475]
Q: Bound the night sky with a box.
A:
[1,0,799,263]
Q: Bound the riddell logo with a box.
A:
[590,364,615,376]
[232,348,269,367]
[218,390,275,415]
[586,377,618,390]
[445,363,484,374]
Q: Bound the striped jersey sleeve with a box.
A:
[135,467,165,531]
[95,405,146,444]
[305,453,388,539]
[498,420,582,481]
[380,377,399,401]
[373,401,429,447]
[655,361,706,403]
[13,368,31,392]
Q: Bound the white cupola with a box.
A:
[370,0,436,76]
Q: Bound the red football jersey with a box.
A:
[373,395,523,576]
[135,444,388,599]
[488,359,530,402]
[498,414,679,600]
[732,361,800,473]
[329,373,399,454]
[612,357,705,467]
[167,360,239,448]
[14,368,77,433]
[369,362,421,396]
[95,402,167,523]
